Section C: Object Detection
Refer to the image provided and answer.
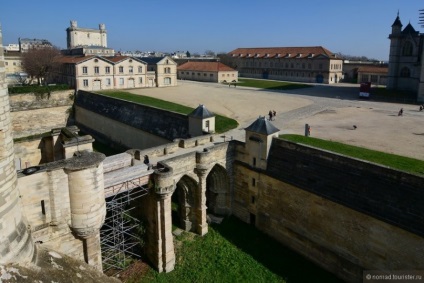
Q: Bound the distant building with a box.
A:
[178,61,238,83]
[357,66,388,86]
[19,38,52,52]
[55,55,177,90]
[228,46,343,84]
[342,60,388,84]
[387,12,424,102]
[5,43,19,51]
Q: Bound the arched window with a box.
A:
[402,41,413,56]
[400,67,410,77]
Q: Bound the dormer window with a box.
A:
[308,53,314,58]
[297,53,302,58]
[287,53,291,57]
[276,53,281,57]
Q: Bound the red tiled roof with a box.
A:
[228,46,338,59]
[357,66,388,74]
[178,61,236,72]
[107,56,130,63]
[55,55,96,64]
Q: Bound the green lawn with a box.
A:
[237,78,311,90]
[98,90,238,133]
[281,134,424,176]
[135,217,341,283]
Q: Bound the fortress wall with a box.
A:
[232,139,424,282]
[11,106,70,139]
[9,90,74,112]
[14,139,45,168]
[266,138,424,237]
[75,91,190,148]
[75,106,170,150]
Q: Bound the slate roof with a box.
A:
[140,57,164,65]
[228,46,338,59]
[188,104,214,118]
[392,15,402,27]
[245,116,279,135]
[402,23,419,35]
[178,61,236,72]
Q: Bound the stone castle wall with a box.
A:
[232,138,424,282]
[75,91,190,150]
[9,90,74,112]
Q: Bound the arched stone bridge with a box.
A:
[103,141,234,272]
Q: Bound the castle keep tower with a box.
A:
[0,24,34,263]
[66,20,107,49]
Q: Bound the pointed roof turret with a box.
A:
[188,104,214,119]
[245,116,279,135]
[402,22,419,35]
[392,11,402,27]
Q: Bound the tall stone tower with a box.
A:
[66,20,107,49]
[387,12,403,89]
[0,24,34,264]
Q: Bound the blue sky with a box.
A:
[1,0,423,61]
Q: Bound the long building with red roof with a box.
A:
[178,61,238,83]
[228,46,343,84]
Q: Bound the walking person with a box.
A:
[398,108,403,116]
[268,110,273,121]
[272,110,276,120]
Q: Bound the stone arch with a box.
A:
[173,175,198,231]
[206,164,230,215]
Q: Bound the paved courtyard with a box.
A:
[129,81,424,161]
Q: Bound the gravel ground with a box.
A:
[128,81,424,160]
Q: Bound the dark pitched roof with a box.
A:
[228,46,338,59]
[178,61,236,72]
[245,116,279,135]
[140,57,164,64]
[392,15,402,27]
[188,104,214,118]
[402,23,418,35]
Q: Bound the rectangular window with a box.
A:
[252,178,256,187]
[251,196,255,204]
[82,67,88,74]
[210,74,213,77]
[119,66,124,73]
[253,157,256,166]
[119,78,124,85]
[83,79,88,87]
[106,78,111,86]
[139,77,143,84]
[105,67,110,74]
[138,66,143,73]
[319,63,323,70]
[94,66,99,74]
[129,66,133,73]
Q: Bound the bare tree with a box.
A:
[21,46,61,85]
[204,50,216,57]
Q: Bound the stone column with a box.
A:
[146,165,175,272]
[65,151,106,271]
[0,23,34,264]
[195,167,208,236]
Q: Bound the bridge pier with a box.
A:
[195,167,209,236]
[146,167,176,272]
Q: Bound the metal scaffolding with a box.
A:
[100,180,149,274]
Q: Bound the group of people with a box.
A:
[268,110,276,121]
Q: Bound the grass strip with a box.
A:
[98,90,238,133]
[281,134,424,176]
[237,78,311,90]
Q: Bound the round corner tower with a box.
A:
[0,23,34,264]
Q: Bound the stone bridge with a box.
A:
[102,140,233,272]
